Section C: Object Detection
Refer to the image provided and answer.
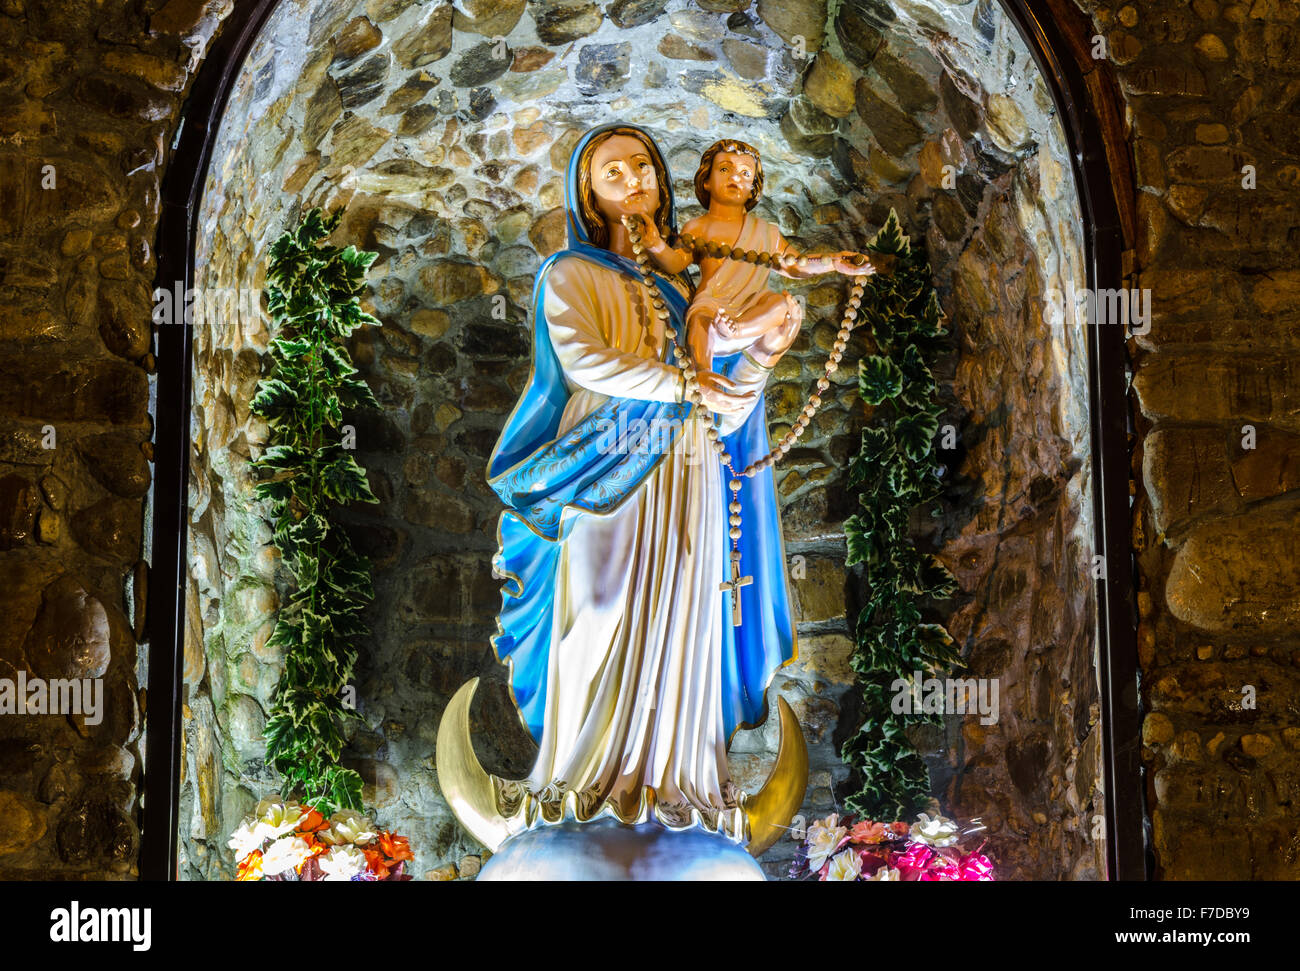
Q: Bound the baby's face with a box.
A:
[707,151,757,208]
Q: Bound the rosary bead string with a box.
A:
[620,214,870,560]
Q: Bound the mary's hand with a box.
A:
[696,370,757,415]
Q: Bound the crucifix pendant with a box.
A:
[719,549,754,626]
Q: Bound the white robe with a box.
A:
[518,255,771,835]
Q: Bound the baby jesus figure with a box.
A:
[634,138,894,372]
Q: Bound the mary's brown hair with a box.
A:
[576,126,674,249]
[693,139,764,211]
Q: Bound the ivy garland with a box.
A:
[249,208,383,815]
[841,209,961,820]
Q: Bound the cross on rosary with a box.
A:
[719,550,754,626]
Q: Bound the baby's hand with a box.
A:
[834,251,897,276]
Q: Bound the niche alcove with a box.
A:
[154,0,1141,880]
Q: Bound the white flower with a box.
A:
[259,801,309,839]
[260,835,314,876]
[825,849,863,882]
[806,814,849,872]
[910,812,960,847]
[321,809,378,846]
[227,818,275,858]
[318,844,369,881]
[866,866,901,881]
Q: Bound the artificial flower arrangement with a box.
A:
[790,811,995,881]
[228,796,413,881]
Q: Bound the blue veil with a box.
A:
[485,122,796,744]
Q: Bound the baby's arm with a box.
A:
[771,234,835,279]
[772,233,896,278]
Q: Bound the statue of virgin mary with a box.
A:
[437,123,807,869]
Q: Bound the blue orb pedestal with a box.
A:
[477,819,766,881]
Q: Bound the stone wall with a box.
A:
[182,0,1098,881]
[0,0,230,878]
[1091,0,1300,879]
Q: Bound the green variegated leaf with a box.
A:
[272,336,313,358]
[918,290,945,337]
[252,443,308,472]
[320,454,378,504]
[859,354,904,405]
[844,513,872,566]
[920,556,959,599]
[250,378,298,421]
[898,343,934,406]
[895,410,939,462]
[338,371,380,410]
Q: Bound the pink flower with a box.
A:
[893,842,933,877]
[920,857,961,881]
[956,853,996,881]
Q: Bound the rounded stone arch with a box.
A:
[147,0,1142,880]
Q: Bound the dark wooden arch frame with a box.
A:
[142,0,1146,880]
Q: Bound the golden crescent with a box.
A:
[435,677,513,853]
[744,696,809,858]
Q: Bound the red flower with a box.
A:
[377,832,414,864]
[297,807,330,834]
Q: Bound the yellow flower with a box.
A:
[320,809,378,846]
[806,814,849,872]
[825,849,863,881]
[866,866,901,881]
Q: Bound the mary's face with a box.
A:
[588,133,661,227]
